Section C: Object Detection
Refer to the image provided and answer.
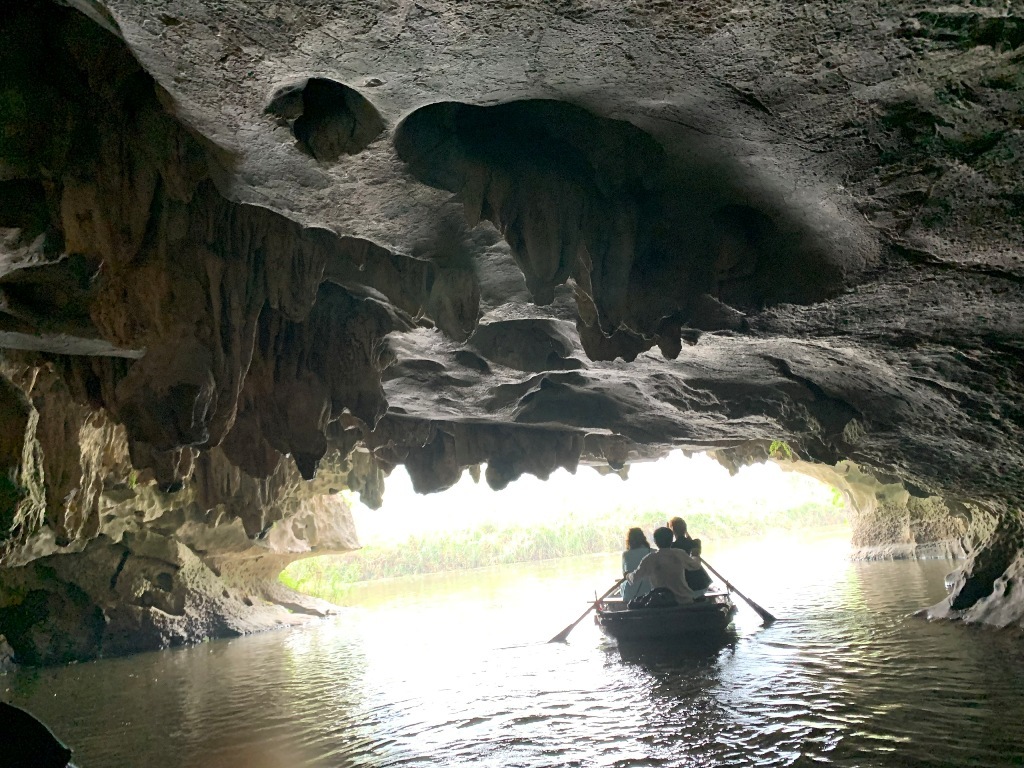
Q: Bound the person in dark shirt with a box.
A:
[668,517,712,592]
[668,516,699,554]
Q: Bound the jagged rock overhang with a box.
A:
[0,0,1023,667]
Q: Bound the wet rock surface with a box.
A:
[0,0,1022,661]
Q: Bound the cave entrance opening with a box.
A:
[280,451,849,606]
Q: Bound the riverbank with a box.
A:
[286,524,853,607]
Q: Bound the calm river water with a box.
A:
[4,531,1024,768]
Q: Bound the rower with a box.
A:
[669,516,713,593]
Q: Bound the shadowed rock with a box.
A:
[395,99,846,355]
[267,78,385,161]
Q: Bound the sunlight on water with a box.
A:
[6,530,1024,768]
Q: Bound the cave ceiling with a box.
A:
[0,0,1023,662]
[0,0,1022,519]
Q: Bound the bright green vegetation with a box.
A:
[280,497,847,601]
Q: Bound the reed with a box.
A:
[280,500,846,600]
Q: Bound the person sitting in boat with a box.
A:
[668,516,700,555]
[669,516,713,594]
[625,526,702,606]
[620,527,654,603]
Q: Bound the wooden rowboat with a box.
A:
[594,592,738,642]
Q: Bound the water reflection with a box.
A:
[5,531,1024,768]
[610,634,738,669]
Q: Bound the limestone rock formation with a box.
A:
[0,0,1022,662]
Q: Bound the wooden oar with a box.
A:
[700,559,777,625]
[549,577,627,643]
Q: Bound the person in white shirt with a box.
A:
[626,526,703,604]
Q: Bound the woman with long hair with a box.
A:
[621,527,654,604]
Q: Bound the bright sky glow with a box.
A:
[352,451,839,546]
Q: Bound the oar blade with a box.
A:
[548,627,573,644]
[548,603,596,643]
[548,578,626,644]
[755,606,778,625]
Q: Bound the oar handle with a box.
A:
[589,577,628,612]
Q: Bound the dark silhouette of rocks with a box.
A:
[0,701,72,768]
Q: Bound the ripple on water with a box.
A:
[5,540,1024,768]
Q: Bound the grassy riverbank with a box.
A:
[280,498,846,601]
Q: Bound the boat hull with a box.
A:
[594,594,737,642]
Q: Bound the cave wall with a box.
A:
[1,0,1024,662]
[0,355,366,664]
[852,496,971,561]
[759,458,973,560]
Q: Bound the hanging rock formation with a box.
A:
[0,0,1023,663]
